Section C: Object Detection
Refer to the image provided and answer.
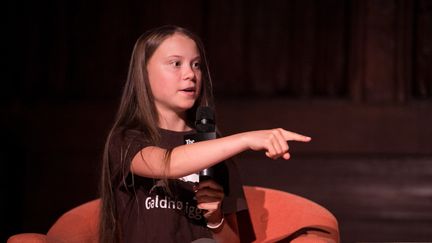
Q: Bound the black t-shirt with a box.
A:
[109,128,247,243]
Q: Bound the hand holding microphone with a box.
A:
[185,107,225,227]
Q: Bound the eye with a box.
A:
[192,61,201,69]
[170,60,182,67]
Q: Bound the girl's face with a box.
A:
[147,33,202,115]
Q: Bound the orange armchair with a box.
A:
[8,186,339,243]
[7,199,100,243]
[242,186,339,242]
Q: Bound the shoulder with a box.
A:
[108,127,154,162]
[111,127,150,145]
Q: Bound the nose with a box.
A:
[182,64,196,81]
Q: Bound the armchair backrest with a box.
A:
[47,199,100,243]
[242,186,339,242]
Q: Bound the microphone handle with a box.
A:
[183,132,217,181]
[199,168,214,181]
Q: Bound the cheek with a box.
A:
[148,68,176,94]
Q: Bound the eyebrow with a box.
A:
[167,55,201,61]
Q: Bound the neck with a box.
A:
[157,108,191,132]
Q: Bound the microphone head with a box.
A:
[195,106,215,133]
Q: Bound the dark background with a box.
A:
[3,0,432,242]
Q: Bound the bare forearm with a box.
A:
[169,133,248,177]
[131,128,310,178]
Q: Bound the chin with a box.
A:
[176,103,196,112]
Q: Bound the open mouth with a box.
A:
[181,87,196,93]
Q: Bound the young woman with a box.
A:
[99,25,311,243]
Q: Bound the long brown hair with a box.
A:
[99,25,214,243]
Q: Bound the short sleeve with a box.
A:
[108,128,153,189]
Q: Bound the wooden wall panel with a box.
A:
[414,0,432,98]
[9,0,430,101]
[364,0,398,102]
[205,0,248,95]
[313,0,348,97]
[220,0,350,97]
[286,0,317,97]
[348,0,367,102]
[395,0,414,102]
[249,1,293,95]
[349,0,417,103]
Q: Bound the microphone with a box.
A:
[195,106,215,133]
[184,106,216,181]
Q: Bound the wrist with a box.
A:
[237,132,251,151]
[206,210,224,229]
[206,210,223,224]
[207,216,224,229]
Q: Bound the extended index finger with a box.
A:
[282,129,312,142]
